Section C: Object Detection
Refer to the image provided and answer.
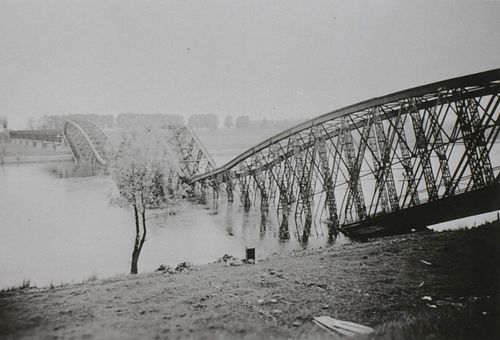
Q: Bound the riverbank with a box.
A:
[1,141,73,165]
[1,222,499,339]
[1,154,74,164]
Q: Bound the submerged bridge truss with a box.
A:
[190,69,500,239]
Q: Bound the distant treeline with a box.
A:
[27,114,185,130]
[28,114,115,130]
[26,113,307,131]
[116,114,184,129]
[187,114,306,131]
[220,115,307,130]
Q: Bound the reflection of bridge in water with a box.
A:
[64,69,500,239]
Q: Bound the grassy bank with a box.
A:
[1,223,498,339]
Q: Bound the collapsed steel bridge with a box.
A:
[64,119,110,166]
[190,69,500,239]
[63,120,215,180]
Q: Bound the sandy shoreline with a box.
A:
[1,223,499,339]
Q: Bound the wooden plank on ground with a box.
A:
[313,318,357,337]
[313,316,374,337]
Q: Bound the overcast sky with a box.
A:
[1,0,499,129]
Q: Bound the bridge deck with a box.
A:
[342,182,500,238]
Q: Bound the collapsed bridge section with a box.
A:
[189,69,500,239]
[63,119,110,167]
[63,120,216,181]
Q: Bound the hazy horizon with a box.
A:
[1,0,499,129]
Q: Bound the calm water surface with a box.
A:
[0,162,337,289]
[2,162,496,289]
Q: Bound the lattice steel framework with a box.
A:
[166,126,217,180]
[64,119,110,166]
[190,69,500,238]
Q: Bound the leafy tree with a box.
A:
[224,115,233,129]
[108,129,177,274]
[235,115,250,128]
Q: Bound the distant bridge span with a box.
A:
[63,120,215,179]
[64,119,110,166]
[190,69,500,239]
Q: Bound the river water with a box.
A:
[2,161,497,290]
[0,162,337,289]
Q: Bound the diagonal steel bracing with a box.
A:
[64,119,110,167]
[170,126,216,179]
[188,69,500,239]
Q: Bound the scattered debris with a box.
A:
[216,254,237,263]
[421,296,433,301]
[290,278,328,290]
[257,299,265,304]
[420,260,432,266]
[307,282,328,289]
[175,262,195,273]
[292,320,302,327]
[418,281,425,287]
[257,309,276,320]
[269,299,278,304]
[227,259,243,266]
[321,304,329,309]
[272,309,283,314]
[216,254,242,266]
[313,316,374,337]
[156,265,175,274]
[216,254,252,266]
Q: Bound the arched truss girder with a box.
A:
[190,69,500,238]
[63,119,110,166]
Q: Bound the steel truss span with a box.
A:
[190,69,500,239]
[64,119,110,167]
[167,126,216,179]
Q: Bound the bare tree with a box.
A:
[109,129,178,274]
